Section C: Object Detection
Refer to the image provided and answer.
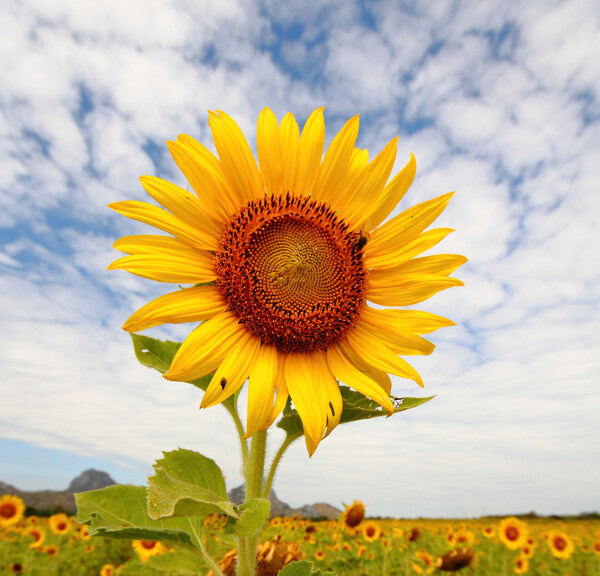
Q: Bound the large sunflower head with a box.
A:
[109,108,466,455]
[547,530,575,559]
[498,517,529,550]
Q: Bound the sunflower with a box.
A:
[362,520,382,542]
[23,525,45,548]
[498,517,528,550]
[514,555,529,574]
[100,564,115,576]
[132,539,166,562]
[109,108,466,454]
[48,513,72,535]
[0,495,25,528]
[10,563,23,574]
[342,500,365,528]
[547,530,575,559]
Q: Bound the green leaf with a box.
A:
[143,547,205,574]
[131,333,181,373]
[147,449,234,520]
[76,485,204,547]
[278,560,336,576]
[277,385,434,438]
[235,498,270,536]
[130,333,212,391]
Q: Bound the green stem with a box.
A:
[222,399,249,470]
[262,433,301,500]
[237,430,268,576]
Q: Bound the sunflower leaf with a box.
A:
[130,333,212,391]
[277,560,336,576]
[234,498,271,536]
[75,484,204,548]
[147,449,234,520]
[141,547,204,574]
[277,385,434,438]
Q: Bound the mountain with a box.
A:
[0,469,116,514]
[228,485,341,520]
[1,473,340,519]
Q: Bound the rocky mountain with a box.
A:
[228,485,341,520]
[0,469,116,514]
[1,472,340,519]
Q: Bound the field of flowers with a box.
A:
[1,495,599,575]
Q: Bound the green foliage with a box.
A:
[277,385,434,439]
[232,498,271,537]
[130,334,211,391]
[75,485,205,548]
[147,449,232,520]
[277,560,336,576]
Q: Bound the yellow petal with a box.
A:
[164,310,245,382]
[209,110,264,202]
[122,285,226,332]
[366,228,454,270]
[362,309,455,335]
[257,108,284,196]
[367,192,454,256]
[139,176,221,249]
[201,334,261,408]
[368,275,464,306]
[167,137,238,222]
[346,325,424,387]
[327,344,394,413]
[108,201,212,251]
[246,344,279,438]
[285,352,338,456]
[372,254,468,279]
[338,339,392,394]
[279,113,300,194]
[296,108,325,195]
[365,153,416,230]
[355,312,435,356]
[262,371,289,430]
[338,137,398,228]
[108,247,215,284]
[312,115,360,203]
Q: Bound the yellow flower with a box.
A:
[132,539,166,562]
[514,555,529,574]
[499,517,528,550]
[362,520,382,542]
[342,500,365,528]
[0,495,25,528]
[23,525,45,548]
[547,530,575,559]
[100,564,115,576]
[110,108,466,454]
[49,513,72,535]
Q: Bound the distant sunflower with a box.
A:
[110,108,466,454]
[547,530,574,559]
[514,555,529,574]
[100,564,115,576]
[0,495,25,528]
[342,500,365,528]
[498,517,528,550]
[132,539,166,562]
[49,513,72,535]
[10,563,23,574]
[362,520,382,542]
[23,525,45,548]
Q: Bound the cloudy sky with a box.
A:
[1,0,599,519]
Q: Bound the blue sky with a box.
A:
[1,0,599,518]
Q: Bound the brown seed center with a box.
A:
[215,194,367,353]
[0,503,16,518]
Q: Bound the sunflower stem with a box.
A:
[262,432,301,500]
[223,399,249,471]
[238,429,268,576]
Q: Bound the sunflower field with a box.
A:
[1,494,599,575]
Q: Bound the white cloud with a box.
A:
[0,0,599,518]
